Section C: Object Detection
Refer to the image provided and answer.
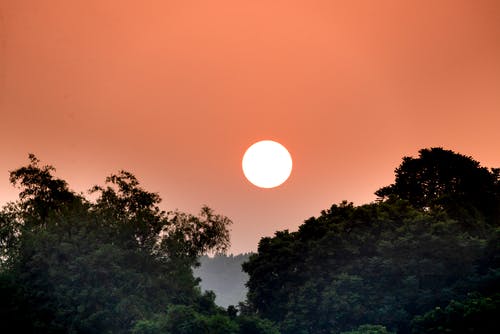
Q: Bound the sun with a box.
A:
[242,140,293,188]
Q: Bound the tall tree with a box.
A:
[8,154,78,224]
[375,147,500,225]
[0,155,235,333]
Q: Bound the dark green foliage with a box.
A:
[131,318,163,334]
[243,230,303,322]
[161,305,209,334]
[3,148,499,334]
[244,148,500,334]
[0,155,268,333]
[236,315,281,334]
[131,306,280,334]
[194,253,252,307]
[411,293,500,333]
[341,324,395,334]
[0,270,36,333]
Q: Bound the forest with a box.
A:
[1,147,499,333]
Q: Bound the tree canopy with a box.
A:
[243,147,500,334]
[375,147,500,225]
[0,155,278,333]
[1,148,498,333]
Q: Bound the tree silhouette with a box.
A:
[375,147,500,225]
[0,155,257,333]
[243,148,500,334]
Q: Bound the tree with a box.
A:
[0,155,235,332]
[375,147,500,225]
[8,154,78,223]
[411,293,500,333]
[243,230,306,323]
[236,315,281,334]
[90,171,231,260]
[243,198,498,333]
[242,148,500,334]
[166,206,232,259]
[131,306,280,334]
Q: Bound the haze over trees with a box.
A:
[194,253,252,308]
[0,147,498,333]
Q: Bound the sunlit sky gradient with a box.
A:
[1,0,500,253]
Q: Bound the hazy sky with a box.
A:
[1,0,500,253]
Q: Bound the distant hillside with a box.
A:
[193,253,253,308]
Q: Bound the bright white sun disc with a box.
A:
[242,140,292,188]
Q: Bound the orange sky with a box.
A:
[1,0,500,253]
